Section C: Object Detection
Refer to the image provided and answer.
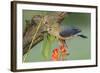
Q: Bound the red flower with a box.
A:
[60,44,68,60]
[51,44,69,61]
[51,48,59,61]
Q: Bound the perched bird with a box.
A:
[39,12,87,60]
[59,27,87,39]
[46,25,87,60]
[47,25,87,40]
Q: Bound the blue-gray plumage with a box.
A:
[59,28,81,37]
[59,27,87,38]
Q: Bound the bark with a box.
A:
[23,12,67,55]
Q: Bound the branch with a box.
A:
[23,12,67,55]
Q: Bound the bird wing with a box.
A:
[59,28,81,37]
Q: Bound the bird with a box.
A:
[47,24,87,40]
[40,14,87,60]
[46,24,87,60]
[59,27,87,39]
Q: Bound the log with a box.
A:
[23,12,67,55]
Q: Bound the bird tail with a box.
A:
[78,34,87,38]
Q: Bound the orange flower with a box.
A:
[51,48,59,61]
[60,44,68,60]
[51,44,69,61]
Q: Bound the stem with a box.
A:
[23,16,45,62]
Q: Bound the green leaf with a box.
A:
[42,33,57,60]
[50,35,56,42]
[42,33,50,60]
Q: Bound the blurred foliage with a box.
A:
[42,33,56,60]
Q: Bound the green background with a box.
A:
[23,10,91,62]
